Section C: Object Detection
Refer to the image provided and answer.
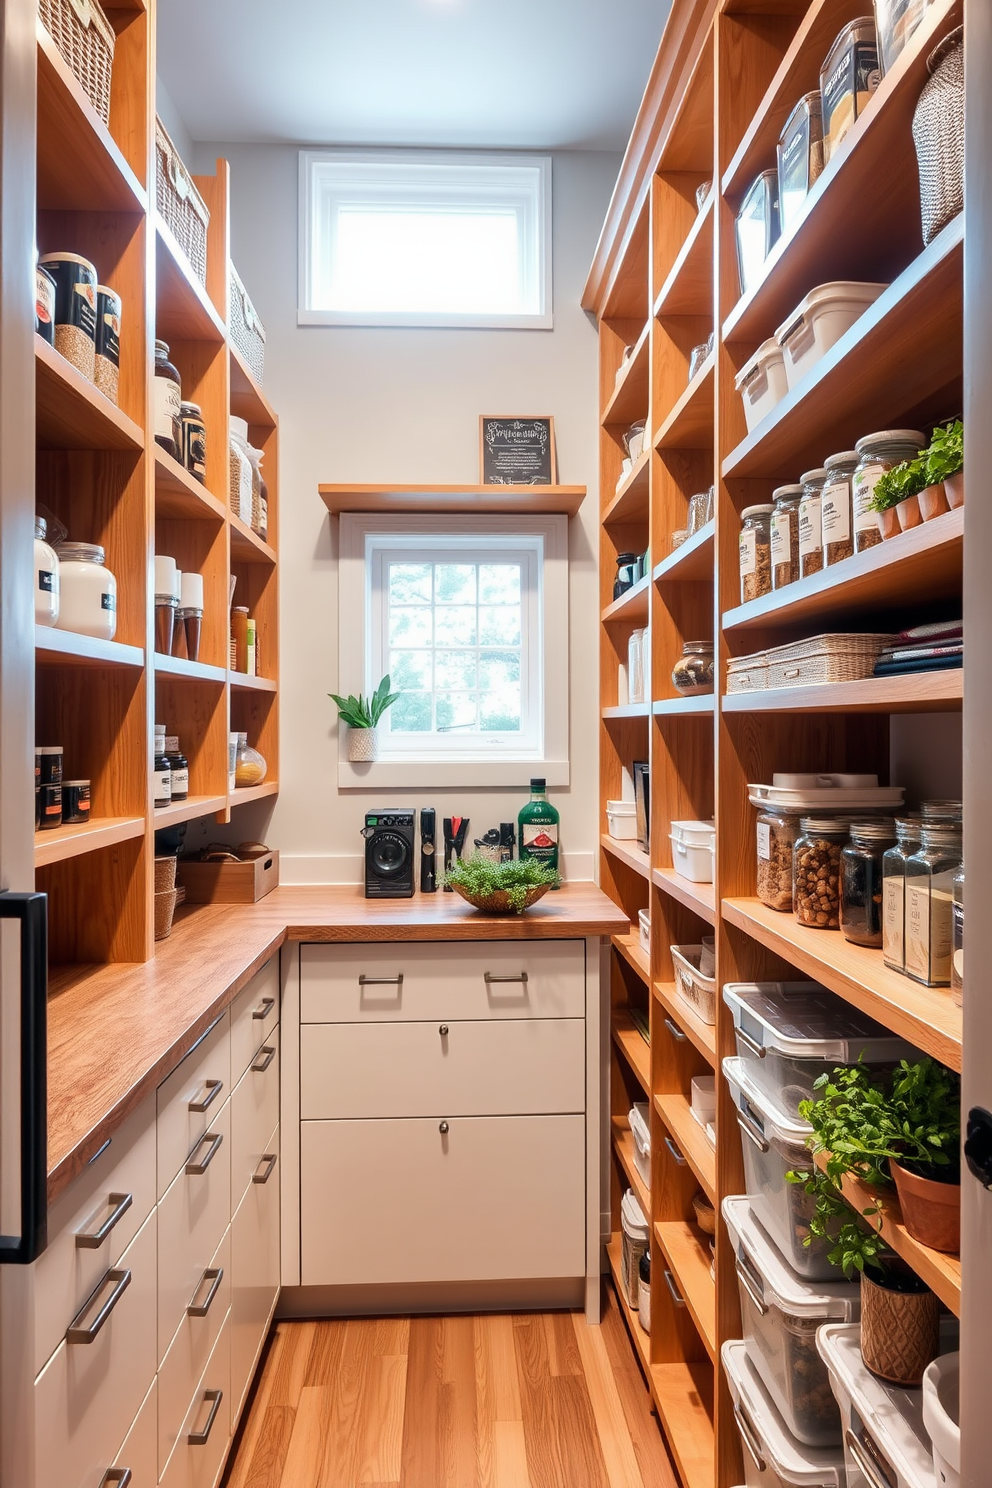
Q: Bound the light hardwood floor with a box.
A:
[222,1287,677,1488]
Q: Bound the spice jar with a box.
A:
[180,402,206,483]
[153,726,171,809]
[614,552,639,600]
[94,285,121,405]
[56,543,117,640]
[164,736,189,802]
[882,817,923,971]
[756,806,800,912]
[952,865,964,1007]
[231,605,249,672]
[62,780,91,825]
[154,340,182,460]
[38,746,63,786]
[771,484,802,589]
[671,642,714,695]
[35,516,60,627]
[841,819,898,947]
[37,783,62,831]
[39,252,98,380]
[739,504,773,604]
[821,450,858,565]
[154,554,179,655]
[852,430,926,554]
[904,824,962,987]
[177,571,204,663]
[798,468,827,578]
[35,264,56,344]
[794,817,850,929]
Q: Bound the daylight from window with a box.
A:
[332,210,521,316]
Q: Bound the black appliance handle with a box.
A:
[0,892,48,1264]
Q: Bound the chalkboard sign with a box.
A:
[480,416,557,486]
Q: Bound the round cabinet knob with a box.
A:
[439,1121,449,1135]
[439,1024,449,1036]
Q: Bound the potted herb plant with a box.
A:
[869,456,928,538]
[925,418,963,511]
[443,854,560,913]
[329,675,399,762]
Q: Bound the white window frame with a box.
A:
[299,149,553,330]
[338,513,569,789]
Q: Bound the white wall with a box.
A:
[190,144,620,884]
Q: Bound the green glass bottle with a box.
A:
[518,778,560,879]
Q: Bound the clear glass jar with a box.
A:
[614,552,639,600]
[55,543,117,640]
[794,817,850,929]
[35,516,60,627]
[739,504,773,604]
[627,628,646,704]
[798,467,827,578]
[922,799,962,822]
[671,641,714,695]
[904,825,963,987]
[841,819,898,948]
[852,430,926,554]
[882,817,923,971]
[821,450,858,565]
[771,484,802,589]
[952,865,964,1007]
[235,733,267,788]
[756,806,801,912]
[229,417,254,525]
[154,340,182,460]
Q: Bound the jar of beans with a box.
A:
[794,817,850,929]
[840,819,898,948]
[771,484,803,589]
[756,806,801,911]
[739,504,773,604]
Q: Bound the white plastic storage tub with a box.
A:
[638,907,650,955]
[736,337,790,433]
[723,982,919,1121]
[923,1353,959,1488]
[671,944,718,1025]
[670,819,715,883]
[818,1323,937,1488]
[607,799,637,840]
[775,282,887,389]
[723,1196,859,1447]
[620,1188,649,1309]
[724,1057,834,1281]
[723,1340,847,1488]
[628,1104,651,1188]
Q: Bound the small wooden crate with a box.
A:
[177,850,279,904]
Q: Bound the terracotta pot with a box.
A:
[919,481,950,521]
[897,494,923,531]
[891,1161,961,1253]
[860,1269,940,1386]
[347,726,378,763]
[945,470,964,509]
[877,507,902,541]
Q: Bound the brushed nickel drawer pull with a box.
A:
[188,1389,223,1447]
[100,1471,132,1488]
[75,1191,133,1249]
[663,1136,686,1166]
[439,1024,449,1036]
[439,1121,449,1135]
[186,1131,223,1176]
[359,973,403,986]
[663,1017,687,1042]
[188,1266,224,1317]
[66,1267,131,1344]
[484,971,528,984]
[252,1152,278,1184]
[663,1269,686,1307]
[252,996,275,1020]
[251,1045,276,1073]
[188,1078,223,1114]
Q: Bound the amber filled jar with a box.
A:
[852,430,926,554]
[882,816,923,972]
[904,824,963,987]
[180,401,206,483]
[154,340,182,460]
[840,819,898,948]
[798,468,827,578]
[672,642,714,695]
[771,484,802,590]
[739,505,773,603]
[821,450,858,565]
[794,817,850,929]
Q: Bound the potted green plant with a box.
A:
[925,418,963,511]
[443,854,560,914]
[329,675,399,762]
[869,455,928,538]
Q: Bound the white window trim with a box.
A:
[337,513,569,789]
[298,149,553,330]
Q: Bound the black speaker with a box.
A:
[364,809,415,898]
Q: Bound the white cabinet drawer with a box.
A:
[301,1115,585,1287]
[230,1127,280,1424]
[300,940,585,1023]
[158,1100,232,1364]
[34,1209,157,1488]
[158,1227,231,1476]
[301,1019,584,1119]
[231,1024,280,1205]
[231,959,279,1083]
[110,1376,158,1488]
[159,1315,231,1488]
[34,1098,157,1378]
[157,1014,231,1201]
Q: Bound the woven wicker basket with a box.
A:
[670,944,717,1025]
[153,855,177,893]
[40,0,116,125]
[764,633,892,689]
[450,882,551,915]
[155,118,210,286]
[154,888,178,941]
[727,653,767,694]
[230,262,266,386]
[913,28,964,245]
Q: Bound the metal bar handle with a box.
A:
[188,1389,223,1447]
[251,1045,276,1073]
[734,1256,768,1317]
[0,893,48,1265]
[75,1192,133,1249]
[734,1402,767,1474]
[100,1471,132,1488]
[252,1152,278,1185]
[188,1078,223,1114]
[735,1109,770,1154]
[252,996,275,1020]
[663,1269,685,1307]
[185,1132,223,1176]
[663,1017,687,1043]
[359,973,403,986]
[734,1025,767,1059]
[663,1136,687,1166]
[845,1430,895,1488]
[66,1267,131,1344]
[188,1266,224,1317]
[484,971,528,985]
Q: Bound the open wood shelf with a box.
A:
[611,1116,651,1220]
[229,672,277,694]
[653,980,717,1067]
[153,794,228,830]
[230,344,277,428]
[653,523,714,584]
[155,218,227,345]
[654,193,713,317]
[318,483,587,518]
[229,512,277,564]
[613,1009,651,1096]
[602,454,650,524]
[613,931,650,984]
[722,669,963,715]
[602,320,650,426]
[650,1363,715,1488]
[34,816,145,869]
[654,1221,716,1360]
[154,449,227,522]
[153,654,227,684]
[654,1093,716,1202]
[601,834,651,881]
[36,628,144,669]
[606,1235,652,1378]
[229,782,280,808]
[653,355,714,451]
[653,695,714,716]
[602,572,650,624]
[603,703,651,720]
[652,868,715,924]
[35,337,145,452]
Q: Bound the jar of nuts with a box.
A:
[739,504,773,604]
[840,819,898,948]
[794,817,851,929]
[756,806,801,912]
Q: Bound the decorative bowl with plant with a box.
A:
[329,675,399,762]
[443,854,560,914]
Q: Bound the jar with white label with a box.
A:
[798,468,827,578]
[739,504,773,604]
[882,816,922,971]
[35,516,60,626]
[55,543,117,640]
[153,725,171,809]
[154,340,183,460]
[756,806,800,912]
[771,484,802,590]
[852,430,926,554]
[904,824,962,987]
[821,450,858,565]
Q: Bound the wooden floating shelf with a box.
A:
[601,834,651,881]
[613,931,650,984]
[155,218,227,345]
[602,320,650,427]
[603,703,651,720]
[229,782,279,807]
[613,1008,651,1096]
[653,695,714,716]
[319,483,586,518]
[602,454,650,524]
[153,655,227,684]
[653,980,717,1067]
[653,523,714,584]
[34,816,145,869]
[606,1234,652,1377]
[652,867,716,925]
[229,513,277,565]
[723,897,962,1071]
[611,1116,651,1220]
[654,1093,716,1203]
[36,628,144,669]
[230,345,277,429]
[153,794,227,829]
[653,355,714,451]
[650,1362,714,1488]
[654,193,713,318]
[602,572,650,624]
[655,1221,716,1360]
[722,669,963,715]
[154,449,226,522]
[35,337,144,453]
[229,672,277,694]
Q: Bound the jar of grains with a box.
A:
[154,340,183,460]
[771,484,803,589]
[852,430,926,554]
[794,817,850,929]
[739,504,773,603]
[756,806,801,911]
[821,450,858,565]
[882,816,922,971]
[904,824,962,987]
[798,468,827,577]
[672,641,715,695]
[841,819,898,947]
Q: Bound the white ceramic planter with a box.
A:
[347,726,378,762]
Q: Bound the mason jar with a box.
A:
[882,817,923,971]
[798,467,827,578]
[771,484,803,590]
[821,450,858,566]
[904,824,963,987]
[951,865,964,1007]
[739,504,773,604]
[672,641,714,695]
[55,543,117,640]
[852,430,927,554]
[34,516,60,627]
[841,819,899,948]
[794,817,850,929]
[756,806,801,912]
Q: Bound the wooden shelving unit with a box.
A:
[585,0,965,1479]
[318,483,586,517]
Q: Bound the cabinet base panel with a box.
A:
[276,1277,585,1319]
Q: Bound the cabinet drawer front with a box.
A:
[157,1014,231,1200]
[230,959,279,1083]
[158,1100,232,1365]
[230,1130,280,1425]
[110,1377,158,1488]
[231,1024,280,1205]
[34,1098,157,1378]
[159,1316,231,1488]
[34,1210,158,1488]
[301,1019,584,1119]
[301,940,585,1023]
[158,1228,231,1476]
[301,1115,585,1287]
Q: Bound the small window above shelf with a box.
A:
[319,484,586,517]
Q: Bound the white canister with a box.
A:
[56,543,117,640]
[627,628,646,704]
[34,516,59,626]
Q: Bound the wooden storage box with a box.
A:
[177,850,279,904]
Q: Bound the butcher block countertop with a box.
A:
[47,883,628,1200]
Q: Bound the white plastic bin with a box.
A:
[736,337,790,433]
[724,1196,859,1447]
[691,1074,717,1126]
[620,1188,649,1309]
[638,907,650,955]
[670,819,716,883]
[671,944,718,1024]
[628,1104,651,1188]
[723,1340,847,1488]
[923,1353,959,1488]
[723,982,919,1120]
[774,282,887,389]
[607,799,638,840]
[817,1323,936,1488]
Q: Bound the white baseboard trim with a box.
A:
[280,848,596,886]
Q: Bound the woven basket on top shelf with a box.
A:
[40,0,116,125]
[727,653,768,694]
[913,28,964,246]
[230,262,266,386]
[155,118,210,287]
[764,633,892,690]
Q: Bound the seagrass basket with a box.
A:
[764,633,892,689]
[156,117,210,286]
[912,28,965,245]
[39,0,116,125]
[230,262,266,386]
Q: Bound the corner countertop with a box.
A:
[47,882,629,1201]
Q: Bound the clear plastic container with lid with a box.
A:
[777,91,824,232]
[740,504,773,603]
[723,1339,847,1488]
[882,816,923,971]
[904,823,962,986]
[756,806,801,912]
[34,516,59,626]
[55,543,117,640]
[798,468,827,578]
[840,818,899,947]
[794,817,850,929]
[852,430,927,554]
[820,18,881,165]
[820,450,858,565]
[771,484,803,590]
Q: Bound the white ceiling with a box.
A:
[157,0,670,151]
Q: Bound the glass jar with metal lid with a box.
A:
[771,484,803,590]
[852,430,927,554]
[756,806,801,912]
[821,450,858,565]
[55,543,117,640]
[841,819,899,947]
[882,816,923,971]
[671,641,714,695]
[921,798,962,821]
[798,468,827,578]
[904,823,963,986]
[739,504,773,604]
[794,817,850,929]
[952,864,964,1007]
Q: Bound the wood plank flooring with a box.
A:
[223,1289,677,1488]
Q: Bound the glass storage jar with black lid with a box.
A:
[756,806,801,912]
[840,819,898,947]
[821,450,858,565]
[852,430,927,554]
[739,504,774,603]
[904,823,962,986]
[794,817,850,929]
[153,339,182,460]
[882,816,923,971]
[771,484,802,590]
[798,468,827,578]
[614,552,639,600]
[672,641,714,695]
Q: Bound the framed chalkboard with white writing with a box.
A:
[480,416,557,486]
